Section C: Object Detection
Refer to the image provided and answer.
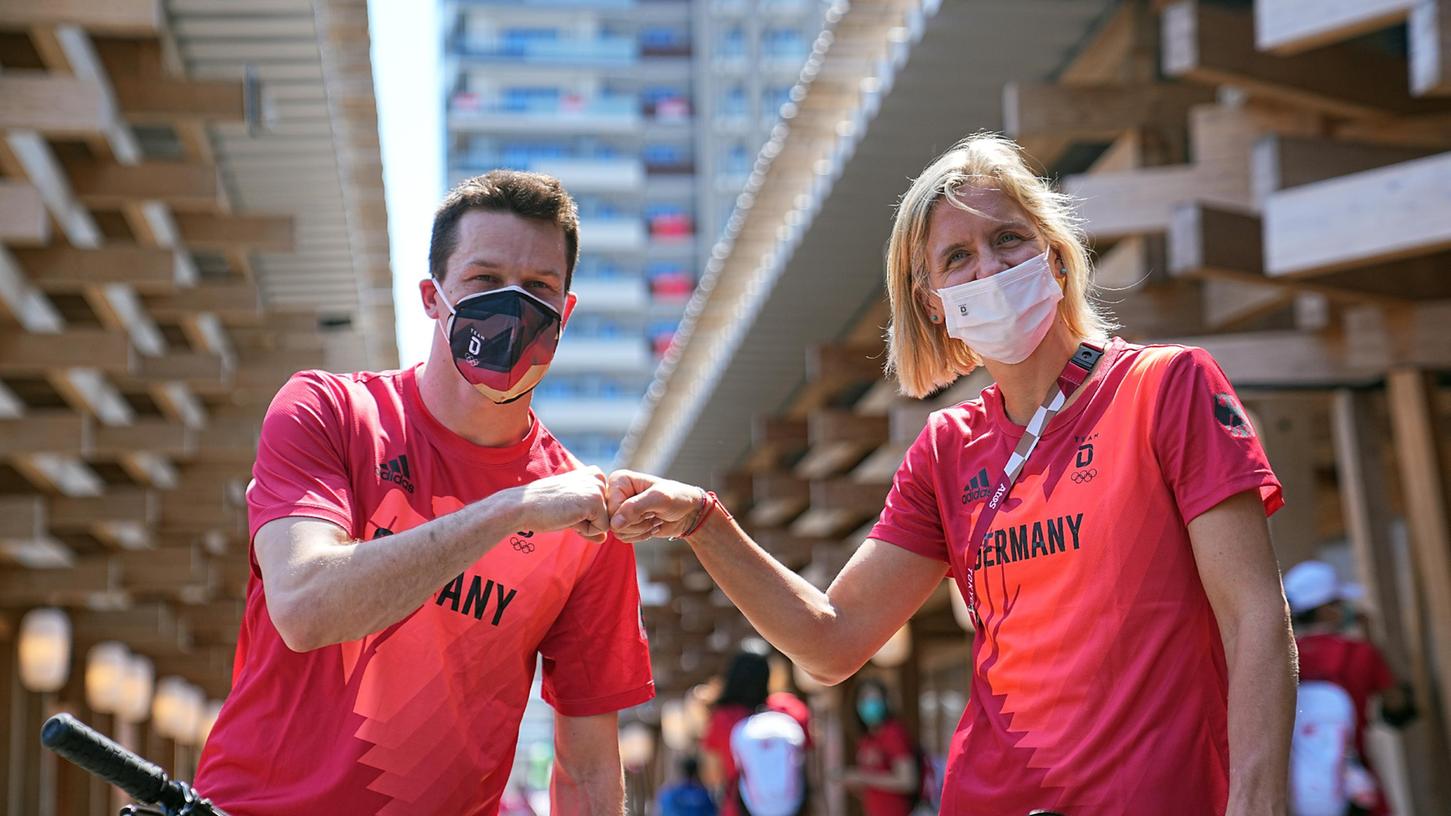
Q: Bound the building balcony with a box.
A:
[708,0,749,15]
[640,42,692,58]
[448,94,641,134]
[454,36,637,66]
[457,0,635,8]
[551,336,653,373]
[571,276,650,312]
[580,217,648,252]
[534,157,645,191]
[532,396,643,435]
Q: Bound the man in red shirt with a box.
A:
[194,171,654,815]
[1285,560,1416,814]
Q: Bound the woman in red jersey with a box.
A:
[841,679,918,816]
[608,133,1297,815]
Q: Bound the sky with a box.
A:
[368,0,443,368]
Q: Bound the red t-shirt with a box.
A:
[869,340,1283,815]
[703,704,752,816]
[194,366,654,815]
[855,719,915,816]
[1296,632,1395,763]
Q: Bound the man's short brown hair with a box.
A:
[428,169,580,287]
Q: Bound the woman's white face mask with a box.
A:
[934,251,1062,364]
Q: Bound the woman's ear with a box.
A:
[1050,247,1068,278]
[914,285,944,326]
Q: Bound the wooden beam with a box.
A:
[1202,279,1293,331]
[13,246,187,294]
[1255,0,1414,55]
[173,213,294,251]
[1065,164,1248,239]
[91,419,195,458]
[0,181,49,245]
[0,414,90,456]
[795,412,889,479]
[1385,368,1451,752]
[748,473,810,529]
[1263,151,1451,277]
[744,417,809,473]
[1167,203,1269,280]
[1411,0,1451,96]
[1250,134,1436,205]
[132,351,230,390]
[12,454,104,496]
[147,283,262,323]
[1003,82,1214,141]
[67,160,223,211]
[0,246,63,332]
[0,74,108,134]
[1171,202,1442,305]
[51,488,158,530]
[0,495,48,550]
[0,0,163,34]
[1162,0,1443,118]
[0,329,133,375]
[112,76,244,122]
[0,559,116,606]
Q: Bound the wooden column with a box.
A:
[1332,388,1451,811]
[1386,369,1451,752]
[1252,397,1321,566]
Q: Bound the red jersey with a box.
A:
[869,340,1282,815]
[703,704,752,816]
[855,719,915,816]
[195,366,654,815]
[1296,632,1395,763]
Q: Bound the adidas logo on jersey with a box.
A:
[961,467,991,504]
[379,454,415,494]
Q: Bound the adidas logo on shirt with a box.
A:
[379,454,415,494]
[961,467,991,504]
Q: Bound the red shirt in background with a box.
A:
[704,704,752,816]
[1296,633,1395,766]
[195,367,654,815]
[855,719,915,816]
[870,340,1282,815]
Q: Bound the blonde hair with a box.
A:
[883,133,1116,398]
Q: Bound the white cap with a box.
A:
[1283,560,1340,614]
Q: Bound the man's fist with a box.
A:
[606,469,706,543]
[517,466,611,543]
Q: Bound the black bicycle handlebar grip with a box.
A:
[40,713,181,809]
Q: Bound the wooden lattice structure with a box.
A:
[0,1,395,810]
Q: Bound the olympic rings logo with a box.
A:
[1071,468,1097,484]
[511,537,535,554]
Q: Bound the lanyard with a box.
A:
[963,341,1103,620]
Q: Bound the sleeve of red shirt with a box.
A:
[1151,346,1284,525]
[538,534,655,717]
[867,413,949,563]
[246,371,356,544]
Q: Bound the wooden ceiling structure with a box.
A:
[631,1,1451,808]
[0,0,395,808]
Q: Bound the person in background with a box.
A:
[657,756,718,816]
[841,679,918,816]
[1285,560,1416,816]
[702,650,770,815]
